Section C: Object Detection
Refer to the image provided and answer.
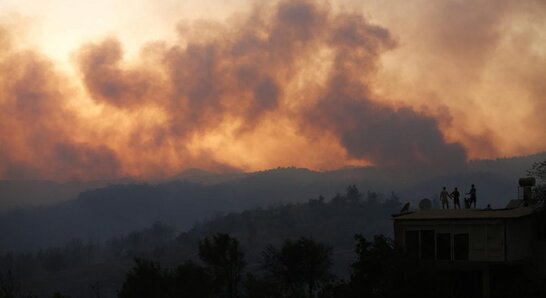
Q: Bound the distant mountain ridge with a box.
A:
[0,152,544,252]
[1,152,544,212]
[0,178,135,212]
[466,151,546,181]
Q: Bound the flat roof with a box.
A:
[392,207,538,220]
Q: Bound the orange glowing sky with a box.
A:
[0,0,545,181]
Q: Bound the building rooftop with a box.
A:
[392,207,538,220]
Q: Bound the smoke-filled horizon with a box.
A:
[0,0,545,181]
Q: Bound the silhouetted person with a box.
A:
[466,184,477,208]
[440,187,450,209]
[451,187,460,209]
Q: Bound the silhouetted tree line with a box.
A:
[119,233,342,298]
[115,233,440,298]
[0,221,176,279]
[118,231,546,298]
[182,186,400,257]
[0,270,35,298]
[528,159,546,200]
[0,185,398,275]
[3,183,546,297]
[0,185,403,297]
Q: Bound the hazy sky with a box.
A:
[1,0,545,181]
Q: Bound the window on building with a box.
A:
[420,230,435,260]
[405,230,419,259]
[436,233,451,260]
[454,233,469,260]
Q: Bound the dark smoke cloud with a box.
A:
[253,77,280,114]
[311,91,467,167]
[370,0,546,158]
[0,0,471,181]
[314,11,467,167]
[77,38,159,108]
[53,143,121,178]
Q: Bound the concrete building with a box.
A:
[392,178,546,297]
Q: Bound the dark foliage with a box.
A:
[0,270,35,298]
[118,258,170,298]
[6,177,546,297]
[118,234,246,298]
[241,273,282,298]
[5,153,541,254]
[199,234,245,298]
[99,231,546,298]
[346,185,361,202]
[186,186,400,263]
[262,237,333,298]
[527,160,546,182]
[349,234,400,297]
[172,261,214,298]
[342,234,442,298]
[118,258,214,298]
[528,159,546,200]
[0,186,400,297]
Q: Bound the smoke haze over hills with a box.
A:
[1,152,544,252]
[1,0,545,181]
[1,1,546,297]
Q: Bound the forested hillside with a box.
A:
[2,154,543,252]
[0,186,400,298]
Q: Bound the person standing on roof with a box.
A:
[451,187,461,209]
[440,186,450,209]
[466,184,477,208]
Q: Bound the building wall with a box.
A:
[394,219,506,262]
[468,224,487,260]
[534,214,546,277]
[393,220,404,246]
[534,241,546,277]
[505,216,535,261]
[483,223,504,262]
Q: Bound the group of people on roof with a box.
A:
[440,185,477,209]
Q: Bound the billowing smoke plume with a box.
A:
[368,0,546,158]
[0,32,122,180]
[8,0,544,181]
